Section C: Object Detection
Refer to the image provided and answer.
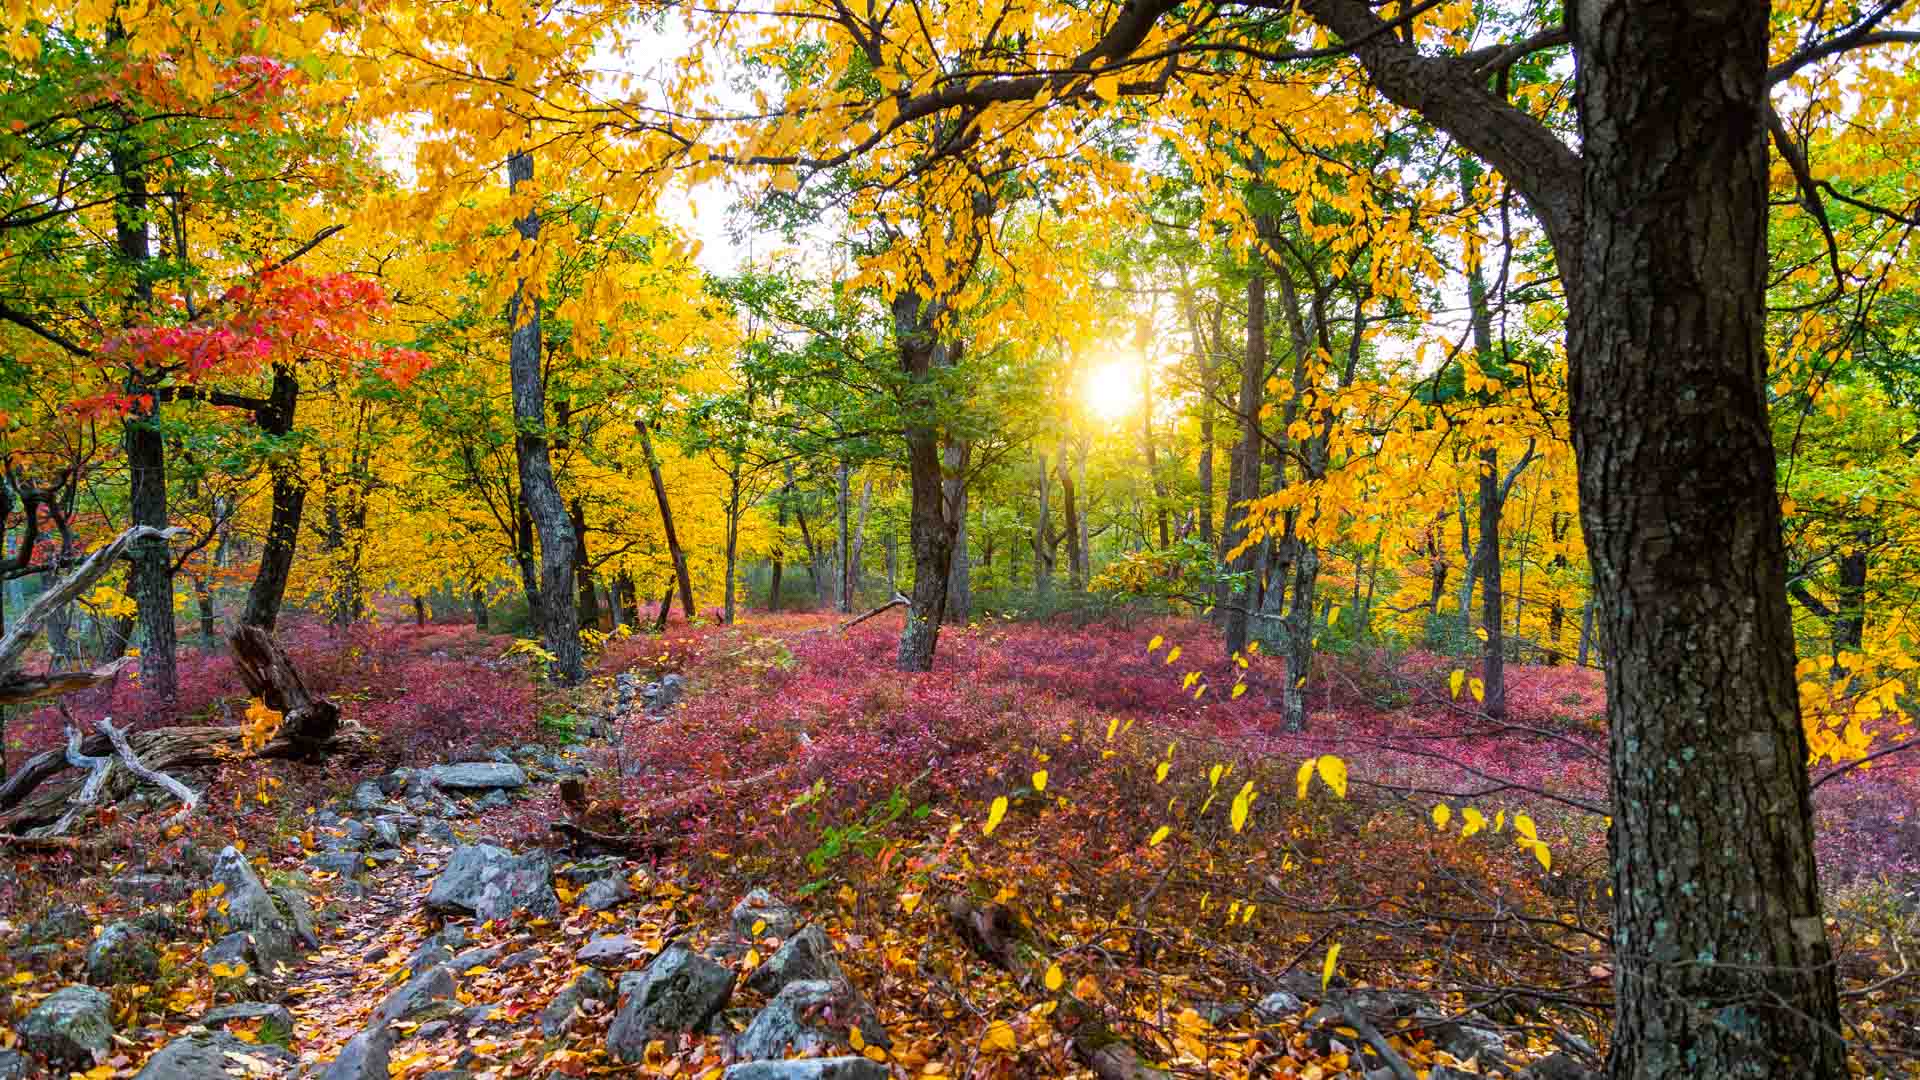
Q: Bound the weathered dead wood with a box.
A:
[946,895,1028,971]
[228,625,339,749]
[547,764,792,854]
[0,526,183,676]
[832,592,910,633]
[1069,1032,1173,1080]
[97,718,199,827]
[0,657,135,706]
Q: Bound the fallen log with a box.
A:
[229,625,339,751]
[547,763,792,854]
[1,719,371,835]
[0,657,136,706]
[834,592,910,633]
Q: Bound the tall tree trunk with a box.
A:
[570,499,600,630]
[1566,4,1844,1072]
[1475,447,1509,720]
[514,510,541,625]
[942,438,971,625]
[892,291,961,670]
[1033,450,1053,594]
[472,588,489,631]
[1187,288,1218,548]
[635,419,696,621]
[506,149,583,684]
[770,483,788,611]
[1832,527,1869,660]
[835,461,853,614]
[1545,511,1570,664]
[849,474,874,607]
[723,471,742,625]
[115,127,176,704]
[242,363,303,631]
[1136,313,1169,549]
[1056,441,1083,590]
[1277,543,1318,732]
[1222,271,1267,656]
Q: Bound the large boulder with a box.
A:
[425,844,558,921]
[723,1060,889,1080]
[86,921,160,985]
[734,979,889,1060]
[207,847,296,974]
[375,965,457,1024]
[202,1003,296,1045]
[18,985,114,1070]
[539,969,614,1036]
[425,763,527,791]
[408,925,468,971]
[133,1031,295,1079]
[606,945,735,1062]
[0,1049,30,1080]
[745,925,844,997]
[577,933,647,969]
[320,1024,393,1080]
[731,889,800,941]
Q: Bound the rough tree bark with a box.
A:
[241,363,304,631]
[505,149,583,684]
[636,419,696,621]
[891,289,961,670]
[1222,271,1267,656]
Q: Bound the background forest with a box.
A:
[1,0,1918,1078]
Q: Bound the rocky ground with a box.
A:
[3,670,1598,1079]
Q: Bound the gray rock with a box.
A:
[539,969,614,1036]
[1194,1001,1248,1027]
[731,888,800,940]
[580,876,634,911]
[202,1002,296,1044]
[409,926,468,972]
[425,845,558,921]
[733,979,888,1060]
[606,945,735,1062]
[745,925,844,997]
[416,1021,451,1039]
[350,781,403,814]
[132,1031,295,1079]
[207,846,295,973]
[376,965,457,1023]
[86,921,159,985]
[723,1060,889,1080]
[420,818,458,845]
[578,933,647,969]
[1255,989,1304,1021]
[27,904,89,943]
[644,674,686,709]
[474,790,511,812]
[110,873,195,903]
[370,819,405,849]
[321,1024,393,1080]
[308,852,370,879]
[19,985,114,1070]
[497,949,541,970]
[271,886,321,950]
[449,945,504,973]
[0,1049,30,1080]
[425,763,528,791]
[489,748,515,764]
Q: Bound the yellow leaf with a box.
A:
[900,890,922,915]
[751,919,767,937]
[1091,74,1121,102]
[744,947,761,968]
[1155,761,1170,784]
[1449,669,1465,699]
[1514,813,1538,841]
[1031,770,1048,792]
[1243,903,1257,924]
[1182,671,1200,690]
[1231,682,1247,699]
[1432,804,1452,830]
[1230,786,1253,833]
[1321,943,1341,990]
[1193,684,1206,700]
[1469,677,1486,703]
[1495,809,1506,832]
[851,1025,866,1051]
[983,796,1008,837]
[1461,807,1487,837]
[1105,717,1119,741]
[1530,841,1552,871]
[1164,646,1182,665]
[980,1020,1017,1053]
[1316,755,1349,799]
[1208,764,1224,788]
[1296,758,1315,800]
[1147,635,1164,653]
[1044,962,1064,991]
[1149,825,1171,846]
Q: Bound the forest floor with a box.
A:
[2,612,1917,1078]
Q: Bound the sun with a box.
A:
[1085,359,1141,421]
